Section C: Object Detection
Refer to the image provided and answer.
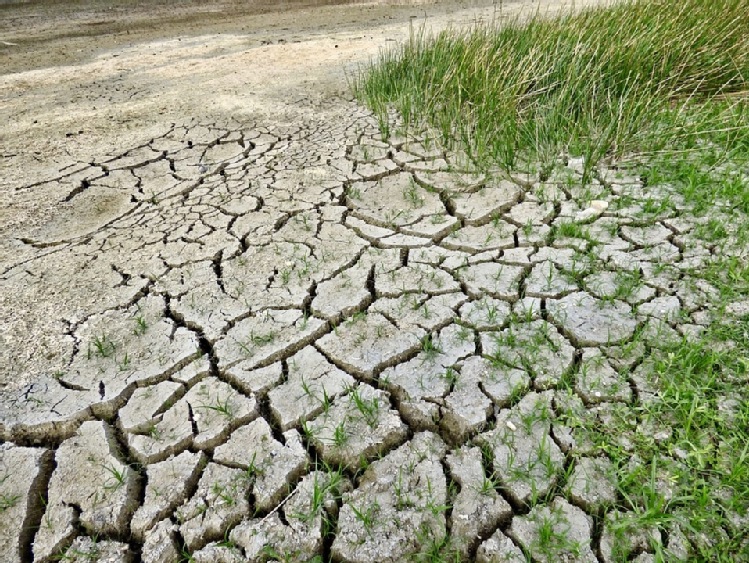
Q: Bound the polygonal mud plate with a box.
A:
[177,463,251,551]
[507,497,596,563]
[316,312,423,380]
[216,309,327,371]
[34,422,139,561]
[481,320,574,390]
[268,345,355,431]
[0,445,53,563]
[475,392,564,506]
[546,292,637,346]
[446,446,512,557]
[230,471,346,561]
[306,383,408,470]
[332,432,448,563]
[213,418,309,511]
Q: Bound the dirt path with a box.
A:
[4,2,717,562]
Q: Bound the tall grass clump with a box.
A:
[355,0,749,177]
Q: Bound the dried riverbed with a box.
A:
[2,0,741,561]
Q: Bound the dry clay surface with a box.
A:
[0,0,734,561]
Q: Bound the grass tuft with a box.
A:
[355,0,749,189]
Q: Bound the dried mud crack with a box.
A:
[1,104,736,561]
[1,2,745,562]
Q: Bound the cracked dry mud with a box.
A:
[1,103,735,561]
[0,1,743,562]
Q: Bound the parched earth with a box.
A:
[0,1,739,562]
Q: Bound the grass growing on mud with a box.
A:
[357,0,749,560]
[355,0,749,181]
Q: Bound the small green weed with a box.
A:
[88,334,116,359]
[0,492,20,511]
[349,386,381,427]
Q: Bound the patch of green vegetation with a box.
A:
[349,385,381,428]
[101,463,128,492]
[356,0,749,194]
[632,321,749,557]
[88,334,116,359]
[555,314,749,559]
[0,492,20,512]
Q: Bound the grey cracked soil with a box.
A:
[1,0,735,561]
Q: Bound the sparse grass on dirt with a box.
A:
[563,311,749,560]
[357,0,749,560]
